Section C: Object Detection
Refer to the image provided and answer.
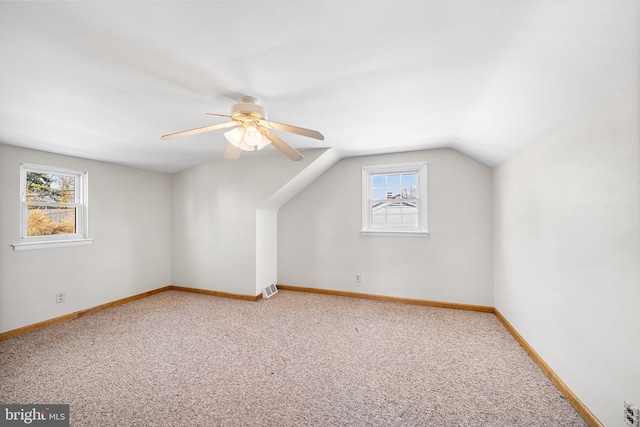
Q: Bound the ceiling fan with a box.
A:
[161,96,324,161]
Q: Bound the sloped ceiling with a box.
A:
[0,1,638,173]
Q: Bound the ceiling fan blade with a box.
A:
[223,143,242,160]
[263,130,304,161]
[161,121,237,140]
[206,113,233,118]
[258,120,324,141]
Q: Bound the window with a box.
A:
[13,163,91,251]
[362,162,428,236]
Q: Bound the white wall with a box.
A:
[171,149,330,297]
[0,144,172,333]
[278,148,494,306]
[493,83,640,426]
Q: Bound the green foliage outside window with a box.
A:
[25,172,76,236]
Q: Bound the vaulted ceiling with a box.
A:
[0,1,638,173]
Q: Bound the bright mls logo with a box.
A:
[0,405,69,426]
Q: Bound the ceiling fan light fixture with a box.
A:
[224,126,254,151]
[243,125,262,145]
[224,126,244,146]
[164,96,320,161]
[230,96,267,122]
[253,126,273,151]
[225,124,272,152]
[255,136,272,151]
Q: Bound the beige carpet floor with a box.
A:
[0,290,586,426]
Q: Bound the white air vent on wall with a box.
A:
[263,284,278,299]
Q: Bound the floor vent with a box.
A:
[262,284,278,299]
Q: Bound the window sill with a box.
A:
[361,230,429,237]
[12,239,93,251]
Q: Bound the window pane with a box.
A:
[387,212,402,226]
[401,174,417,199]
[372,188,387,199]
[371,211,386,226]
[369,199,422,228]
[26,172,76,203]
[402,213,418,227]
[27,206,76,236]
[372,175,386,187]
[387,175,401,186]
[363,163,427,233]
[372,173,418,200]
[401,174,416,186]
[401,205,418,227]
[387,187,401,199]
[371,201,387,227]
[401,186,417,199]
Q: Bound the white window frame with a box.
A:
[361,162,428,237]
[12,163,92,251]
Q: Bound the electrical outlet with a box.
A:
[354,274,361,283]
[55,292,65,304]
[624,400,639,427]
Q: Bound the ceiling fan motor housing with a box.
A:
[231,96,267,121]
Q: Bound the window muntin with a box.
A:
[370,173,418,228]
[19,164,89,244]
[362,162,428,236]
[25,170,78,237]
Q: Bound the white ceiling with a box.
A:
[0,1,638,174]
